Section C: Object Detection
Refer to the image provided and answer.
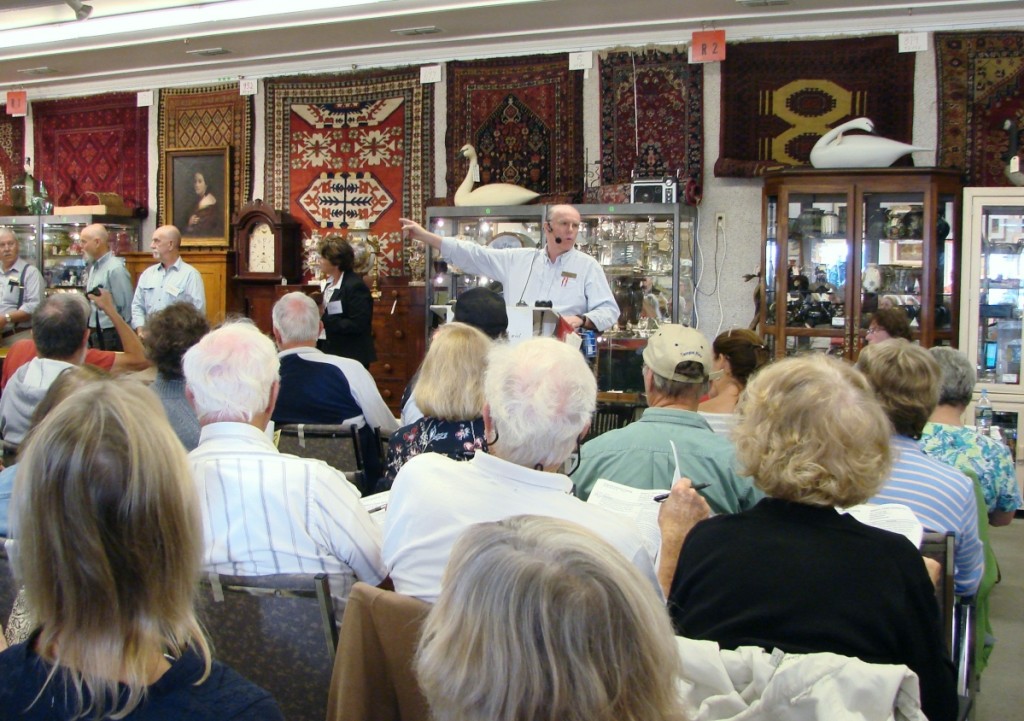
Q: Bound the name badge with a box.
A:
[561,271,577,279]
[327,299,344,315]
[165,284,182,297]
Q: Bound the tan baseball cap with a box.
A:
[642,324,720,382]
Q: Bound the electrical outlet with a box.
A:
[715,212,725,231]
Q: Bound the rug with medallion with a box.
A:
[599,48,703,187]
[0,113,24,208]
[32,93,149,209]
[936,32,1024,187]
[445,54,583,200]
[715,36,914,178]
[157,84,254,226]
[264,69,432,276]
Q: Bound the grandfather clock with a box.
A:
[232,199,306,333]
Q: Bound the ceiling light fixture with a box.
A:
[64,0,93,21]
[391,26,443,36]
[185,47,233,56]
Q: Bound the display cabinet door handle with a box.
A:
[391,290,400,299]
[383,363,393,372]
[382,389,392,398]
[393,329,404,339]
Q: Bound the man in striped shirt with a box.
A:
[183,321,387,611]
[857,340,983,596]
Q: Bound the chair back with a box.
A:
[197,572,339,721]
[589,403,638,439]
[277,423,363,472]
[920,530,956,653]
[0,538,18,621]
[327,582,432,721]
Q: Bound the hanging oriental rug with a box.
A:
[599,48,703,187]
[715,36,914,178]
[445,54,583,200]
[936,32,1024,187]
[32,93,148,209]
[264,69,433,276]
[0,113,24,208]
[157,83,254,226]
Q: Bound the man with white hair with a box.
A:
[131,225,206,332]
[383,336,659,603]
[270,291,398,492]
[0,227,43,343]
[80,223,133,351]
[183,321,386,606]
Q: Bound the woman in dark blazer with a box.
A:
[317,235,376,368]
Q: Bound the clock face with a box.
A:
[248,223,276,273]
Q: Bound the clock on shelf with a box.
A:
[232,199,301,281]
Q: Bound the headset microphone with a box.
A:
[547,222,563,244]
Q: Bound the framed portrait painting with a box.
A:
[163,146,231,246]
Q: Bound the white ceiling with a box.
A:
[0,0,1021,98]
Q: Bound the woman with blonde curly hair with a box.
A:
[665,354,957,721]
[0,380,282,720]
[416,515,686,721]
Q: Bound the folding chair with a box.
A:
[276,422,383,495]
[0,537,17,621]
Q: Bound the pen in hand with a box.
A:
[654,482,710,502]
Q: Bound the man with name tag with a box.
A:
[130,225,206,335]
[0,227,43,345]
[400,204,619,333]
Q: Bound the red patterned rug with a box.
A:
[158,84,254,227]
[937,32,1024,187]
[716,36,914,178]
[264,69,433,276]
[32,93,148,209]
[0,113,24,209]
[599,48,703,186]
[445,54,583,199]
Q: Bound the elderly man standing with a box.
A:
[131,225,206,332]
[0,293,90,445]
[183,321,387,608]
[383,336,657,603]
[0,227,43,344]
[400,205,619,332]
[80,223,133,351]
[573,325,762,513]
[271,292,398,490]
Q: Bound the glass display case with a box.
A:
[760,169,961,359]
[0,215,140,292]
[423,203,695,395]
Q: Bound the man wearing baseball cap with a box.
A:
[573,324,761,514]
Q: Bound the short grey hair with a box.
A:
[929,346,977,409]
[182,320,280,423]
[648,362,709,400]
[484,337,596,468]
[272,292,320,345]
[0,227,16,244]
[33,293,90,359]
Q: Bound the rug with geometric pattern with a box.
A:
[264,69,433,276]
[158,83,254,227]
[937,31,1024,187]
[445,54,583,200]
[0,113,24,209]
[599,48,703,187]
[31,93,148,209]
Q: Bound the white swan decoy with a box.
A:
[809,117,930,169]
[453,144,540,206]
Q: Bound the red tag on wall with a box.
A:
[5,91,27,116]
[690,30,727,63]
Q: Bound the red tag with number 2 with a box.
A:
[690,30,726,63]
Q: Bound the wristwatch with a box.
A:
[4,313,11,326]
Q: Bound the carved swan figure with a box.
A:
[1003,119,1024,187]
[809,117,930,169]
[454,144,540,206]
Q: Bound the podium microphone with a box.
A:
[517,250,541,307]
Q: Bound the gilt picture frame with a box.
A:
[163,146,231,247]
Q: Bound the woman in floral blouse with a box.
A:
[919,347,1022,526]
[383,322,492,487]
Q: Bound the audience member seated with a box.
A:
[574,324,762,512]
[697,328,769,434]
[661,354,957,721]
[142,302,210,451]
[865,306,913,344]
[270,292,398,488]
[856,340,983,596]
[383,322,491,488]
[0,379,283,719]
[383,337,658,603]
[0,288,149,392]
[0,293,91,445]
[183,321,386,611]
[920,346,1022,526]
[415,515,686,721]
[0,366,105,538]
[401,287,508,425]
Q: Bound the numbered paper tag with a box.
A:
[5,91,27,116]
[689,30,726,63]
